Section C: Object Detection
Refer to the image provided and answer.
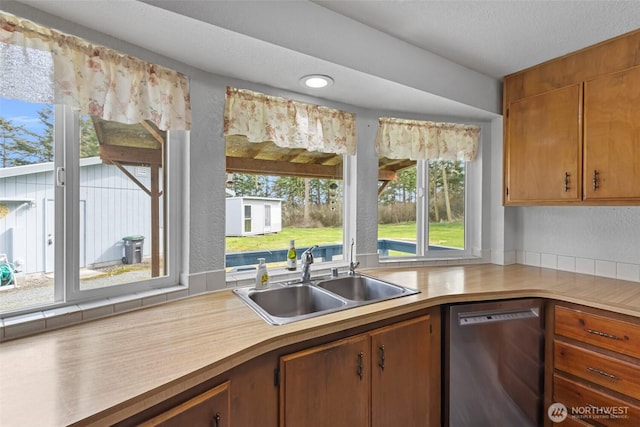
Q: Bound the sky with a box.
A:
[0,97,50,134]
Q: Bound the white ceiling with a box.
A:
[9,0,640,121]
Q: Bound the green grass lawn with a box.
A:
[226,221,464,252]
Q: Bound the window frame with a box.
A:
[44,105,183,308]
[224,155,354,281]
[379,158,477,262]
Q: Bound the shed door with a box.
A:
[264,204,271,233]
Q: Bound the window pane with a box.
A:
[0,98,55,312]
[78,117,167,291]
[428,160,465,251]
[225,174,343,271]
[377,165,417,257]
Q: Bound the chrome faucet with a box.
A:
[348,238,360,275]
[301,245,318,282]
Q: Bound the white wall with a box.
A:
[513,206,640,280]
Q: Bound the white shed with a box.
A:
[225,197,282,236]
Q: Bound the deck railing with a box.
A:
[226,239,451,270]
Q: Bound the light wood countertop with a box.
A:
[2,264,640,426]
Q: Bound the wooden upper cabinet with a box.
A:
[505,84,582,204]
[584,65,640,200]
[503,28,640,206]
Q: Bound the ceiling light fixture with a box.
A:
[300,74,334,89]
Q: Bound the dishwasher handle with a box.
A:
[458,307,540,326]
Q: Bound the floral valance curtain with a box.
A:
[224,87,356,155]
[0,11,191,131]
[375,117,480,161]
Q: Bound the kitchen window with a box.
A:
[375,117,480,260]
[0,11,189,316]
[378,160,468,258]
[223,87,355,275]
[0,98,183,315]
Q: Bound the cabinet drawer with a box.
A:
[555,340,640,400]
[555,306,640,359]
[554,374,640,427]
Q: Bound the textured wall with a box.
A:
[515,206,640,265]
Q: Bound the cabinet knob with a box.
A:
[212,412,221,427]
[378,345,386,371]
[564,172,570,192]
[592,170,599,191]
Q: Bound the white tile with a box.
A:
[595,260,617,279]
[3,312,46,340]
[110,296,142,313]
[557,256,576,272]
[81,305,114,321]
[45,311,83,330]
[189,272,207,294]
[575,258,595,275]
[166,288,189,301]
[3,311,45,326]
[524,252,541,267]
[541,254,558,270]
[503,250,517,265]
[616,263,640,282]
[142,294,167,306]
[43,305,80,318]
[206,270,226,292]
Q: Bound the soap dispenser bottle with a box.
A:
[256,258,269,289]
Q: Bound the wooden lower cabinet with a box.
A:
[140,381,230,427]
[279,315,437,427]
[549,302,640,426]
[279,334,371,427]
[370,317,432,427]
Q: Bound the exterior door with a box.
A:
[45,199,85,272]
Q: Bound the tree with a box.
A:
[0,117,38,167]
[80,115,100,158]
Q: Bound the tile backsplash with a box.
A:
[517,250,640,283]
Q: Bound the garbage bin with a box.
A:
[122,235,144,264]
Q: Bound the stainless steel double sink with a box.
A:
[233,274,420,325]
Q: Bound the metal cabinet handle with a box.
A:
[357,352,364,380]
[378,345,385,371]
[564,172,570,192]
[587,366,619,380]
[586,328,619,340]
[212,412,221,427]
[592,170,599,191]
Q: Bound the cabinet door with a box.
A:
[584,66,640,200]
[279,334,370,427]
[370,316,431,427]
[505,84,582,204]
[140,381,230,427]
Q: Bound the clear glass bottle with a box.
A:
[286,240,297,271]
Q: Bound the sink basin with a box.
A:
[234,274,419,325]
[317,275,416,301]
[235,284,346,325]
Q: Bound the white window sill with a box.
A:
[0,285,188,342]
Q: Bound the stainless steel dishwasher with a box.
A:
[445,298,545,427]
